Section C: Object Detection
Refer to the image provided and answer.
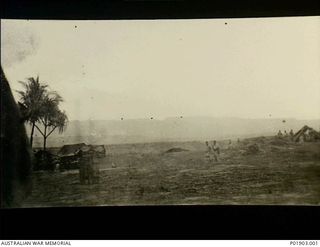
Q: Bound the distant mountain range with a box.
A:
[28,117,320,147]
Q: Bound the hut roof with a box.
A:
[293,125,320,141]
[58,143,87,156]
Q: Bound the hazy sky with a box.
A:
[1,17,320,121]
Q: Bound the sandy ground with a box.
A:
[22,137,320,207]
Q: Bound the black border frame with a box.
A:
[1,0,320,20]
[1,0,320,240]
[1,206,320,239]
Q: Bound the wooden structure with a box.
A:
[57,143,104,179]
[57,143,87,170]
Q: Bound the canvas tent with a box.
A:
[293,125,320,142]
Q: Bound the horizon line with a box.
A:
[66,116,320,122]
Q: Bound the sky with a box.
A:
[1,17,320,121]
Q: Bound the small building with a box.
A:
[57,143,106,170]
[58,143,87,156]
[58,143,87,170]
[293,125,320,142]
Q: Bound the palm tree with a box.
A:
[16,77,48,147]
[34,93,68,151]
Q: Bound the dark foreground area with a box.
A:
[22,137,320,207]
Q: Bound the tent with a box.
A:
[293,125,320,142]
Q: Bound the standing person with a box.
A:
[284,130,289,140]
[79,147,96,184]
[211,140,220,162]
[205,141,213,163]
[289,129,294,141]
[277,130,283,138]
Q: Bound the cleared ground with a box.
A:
[22,137,320,207]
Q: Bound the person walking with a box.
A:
[211,140,220,162]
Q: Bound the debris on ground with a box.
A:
[164,148,189,153]
[252,136,267,144]
[270,146,281,152]
[270,139,289,146]
[243,143,260,155]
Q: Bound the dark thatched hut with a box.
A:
[293,125,320,142]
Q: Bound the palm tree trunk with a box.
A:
[43,137,47,151]
[43,125,47,151]
[30,122,35,147]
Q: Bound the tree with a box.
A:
[16,77,48,147]
[34,92,68,151]
[17,77,68,150]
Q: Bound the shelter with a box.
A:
[58,143,87,157]
[58,143,106,158]
[293,125,320,142]
[58,143,87,170]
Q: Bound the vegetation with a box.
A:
[17,76,68,150]
[17,76,48,147]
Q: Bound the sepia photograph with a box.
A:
[1,17,320,208]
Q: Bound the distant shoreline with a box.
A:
[32,134,275,149]
[28,117,320,148]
